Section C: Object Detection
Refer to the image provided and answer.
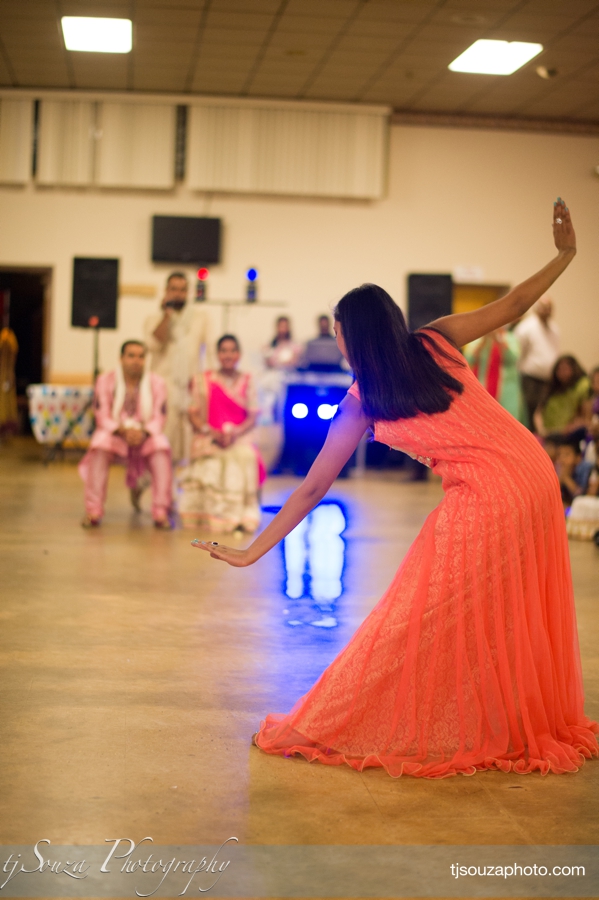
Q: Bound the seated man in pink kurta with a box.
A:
[79,341,172,528]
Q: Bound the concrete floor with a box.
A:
[0,438,597,897]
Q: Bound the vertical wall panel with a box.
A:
[187,102,388,199]
[37,100,95,186]
[0,98,33,184]
[96,103,176,189]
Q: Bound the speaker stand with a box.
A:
[87,316,101,384]
[92,325,100,383]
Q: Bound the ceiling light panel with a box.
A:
[61,17,132,53]
[449,40,543,75]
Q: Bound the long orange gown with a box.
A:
[255,329,598,778]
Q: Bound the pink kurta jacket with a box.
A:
[89,370,170,457]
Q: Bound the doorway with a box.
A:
[452,283,510,315]
[0,267,51,433]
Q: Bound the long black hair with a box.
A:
[271,315,291,347]
[546,355,587,397]
[334,284,464,420]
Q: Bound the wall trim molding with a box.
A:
[391,109,599,136]
[0,88,389,117]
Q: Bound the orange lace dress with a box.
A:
[255,329,598,778]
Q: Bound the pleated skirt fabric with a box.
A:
[254,330,598,777]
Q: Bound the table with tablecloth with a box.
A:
[27,384,95,446]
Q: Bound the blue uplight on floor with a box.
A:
[280,501,347,629]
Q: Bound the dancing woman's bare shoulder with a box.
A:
[428,199,576,347]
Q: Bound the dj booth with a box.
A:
[277,370,354,475]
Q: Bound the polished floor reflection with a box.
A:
[283,500,347,629]
[0,438,597,856]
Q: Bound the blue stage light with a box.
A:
[246,267,258,282]
[280,382,351,475]
[317,403,338,420]
[291,402,308,419]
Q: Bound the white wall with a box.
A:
[0,123,598,381]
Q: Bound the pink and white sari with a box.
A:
[178,371,265,533]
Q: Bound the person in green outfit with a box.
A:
[464,326,525,423]
[534,355,590,442]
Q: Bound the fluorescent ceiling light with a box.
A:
[61,17,132,53]
[449,39,543,75]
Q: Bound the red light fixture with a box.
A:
[196,268,209,302]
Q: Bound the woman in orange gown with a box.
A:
[193,200,598,778]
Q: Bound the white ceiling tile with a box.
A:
[61,0,132,10]
[546,34,599,54]
[284,0,357,16]
[570,99,599,118]
[205,10,275,29]
[267,31,332,49]
[135,7,202,26]
[444,0,520,10]
[201,27,268,44]
[276,15,346,34]
[12,65,71,86]
[334,35,401,54]
[344,18,412,38]
[212,0,281,12]
[134,24,200,42]
[522,0,597,17]
[357,1,438,24]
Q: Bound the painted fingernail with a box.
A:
[191,539,199,544]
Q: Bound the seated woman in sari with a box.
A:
[534,354,590,443]
[178,334,266,533]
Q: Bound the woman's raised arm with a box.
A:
[192,393,370,566]
[430,199,576,347]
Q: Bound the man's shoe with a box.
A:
[81,516,101,528]
[153,517,172,530]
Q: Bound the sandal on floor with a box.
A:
[81,516,101,528]
[153,518,173,530]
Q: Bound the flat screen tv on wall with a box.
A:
[151,216,222,264]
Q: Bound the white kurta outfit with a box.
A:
[144,304,213,463]
[514,314,560,381]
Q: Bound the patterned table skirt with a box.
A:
[27,384,94,446]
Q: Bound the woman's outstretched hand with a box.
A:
[191,539,254,567]
[553,198,576,254]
